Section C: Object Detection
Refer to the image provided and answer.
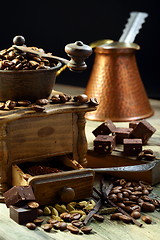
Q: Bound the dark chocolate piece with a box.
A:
[10,205,38,225]
[92,120,116,137]
[112,128,133,144]
[123,139,142,155]
[130,120,156,144]
[129,121,139,129]
[3,186,35,207]
[94,135,116,154]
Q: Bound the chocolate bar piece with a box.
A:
[10,205,38,225]
[92,120,116,137]
[129,121,139,129]
[94,135,116,154]
[3,186,35,207]
[112,128,133,144]
[123,139,142,155]
[130,120,156,144]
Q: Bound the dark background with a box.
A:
[1,1,159,99]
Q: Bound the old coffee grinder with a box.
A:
[85,12,153,121]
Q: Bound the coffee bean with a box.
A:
[70,213,81,220]
[60,212,71,222]
[71,220,83,228]
[27,201,39,209]
[17,100,31,107]
[93,214,104,222]
[58,222,67,231]
[31,105,45,112]
[110,213,123,220]
[81,226,92,234]
[5,100,16,110]
[36,99,48,105]
[88,97,99,106]
[0,102,5,110]
[41,223,52,232]
[131,211,141,219]
[33,218,44,226]
[141,202,155,212]
[123,206,133,213]
[51,95,61,103]
[119,215,132,224]
[26,222,37,230]
[59,94,68,103]
[74,94,88,103]
[47,219,59,225]
[67,224,79,234]
[141,215,152,224]
[108,194,117,203]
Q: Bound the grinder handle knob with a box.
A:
[65,41,92,71]
[13,36,26,46]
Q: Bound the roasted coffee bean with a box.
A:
[58,222,67,231]
[93,214,104,222]
[110,189,121,194]
[129,195,138,201]
[70,213,81,220]
[131,205,141,212]
[113,186,122,190]
[81,226,92,234]
[51,95,61,103]
[142,189,149,195]
[33,218,44,226]
[27,201,39,209]
[141,215,152,224]
[74,94,88,103]
[41,223,52,232]
[131,211,141,219]
[88,97,99,106]
[36,99,48,105]
[52,221,61,229]
[125,182,132,187]
[5,100,16,110]
[71,220,83,228]
[109,194,117,203]
[47,219,59,225]
[31,105,45,112]
[134,186,142,191]
[141,202,155,212]
[117,203,126,209]
[119,215,132,224]
[0,102,5,110]
[26,222,37,230]
[59,94,68,103]
[122,191,130,198]
[110,213,123,220]
[117,192,123,202]
[17,100,31,107]
[60,212,71,221]
[123,206,133,213]
[123,200,136,206]
[67,224,79,234]
[141,195,151,202]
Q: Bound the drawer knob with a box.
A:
[60,186,75,202]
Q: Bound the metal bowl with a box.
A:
[0,60,62,102]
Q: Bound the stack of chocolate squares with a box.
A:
[93,119,156,156]
[3,186,39,225]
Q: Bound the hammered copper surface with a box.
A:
[85,46,153,121]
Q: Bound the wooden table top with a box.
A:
[0,84,160,240]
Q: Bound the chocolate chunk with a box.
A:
[92,120,116,137]
[3,186,35,207]
[130,120,156,144]
[112,127,133,144]
[123,139,142,155]
[94,135,116,154]
[10,205,38,225]
[129,121,139,129]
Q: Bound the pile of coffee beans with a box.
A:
[25,199,100,234]
[0,93,98,112]
[0,46,56,71]
[108,178,160,224]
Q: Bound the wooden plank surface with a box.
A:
[0,84,160,240]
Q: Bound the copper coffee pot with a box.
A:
[85,12,153,121]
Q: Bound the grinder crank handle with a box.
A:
[12,36,92,71]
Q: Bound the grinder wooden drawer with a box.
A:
[12,160,94,205]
